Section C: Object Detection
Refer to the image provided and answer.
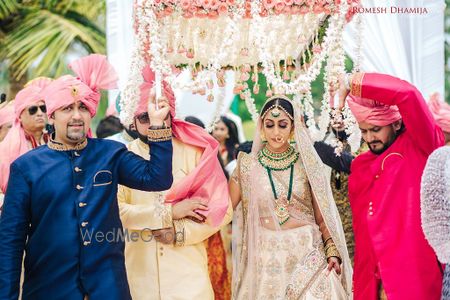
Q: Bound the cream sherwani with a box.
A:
[118,138,233,300]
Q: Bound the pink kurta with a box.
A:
[348,73,444,300]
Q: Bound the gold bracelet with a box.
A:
[147,127,172,142]
[172,219,185,247]
[324,243,341,262]
[323,237,333,245]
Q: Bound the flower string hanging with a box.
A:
[122,0,362,148]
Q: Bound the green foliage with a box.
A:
[0,0,106,80]
[0,0,18,20]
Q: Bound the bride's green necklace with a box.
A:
[258,146,299,225]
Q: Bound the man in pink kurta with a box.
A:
[343,73,444,300]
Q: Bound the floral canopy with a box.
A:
[122,0,362,152]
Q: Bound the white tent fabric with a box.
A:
[344,0,445,99]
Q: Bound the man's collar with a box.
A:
[48,138,88,151]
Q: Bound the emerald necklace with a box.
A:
[258,146,299,225]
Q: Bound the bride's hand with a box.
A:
[327,256,342,275]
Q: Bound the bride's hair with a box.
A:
[260,97,294,120]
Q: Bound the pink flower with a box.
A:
[217,77,226,87]
[313,4,324,13]
[299,5,309,13]
[189,5,198,12]
[293,0,304,4]
[244,1,251,12]
[259,8,268,16]
[202,0,212,9]
[181,0,191,10]
[164,6,174,15]
[207,94,214,102]
[208,10,219,19]
[284,5,293,14]
[312,45,321,53]
[210,0,220,10]
[291,5,300,14]
[240,48,249,56]
[186,48,195,59]
[323,4,331,14]
[306,0,315,6]
[240,72,250,81]
[263,0,276,9]
[233,83,244,94]
[253,84,260,94]
[217,69,225,77]
[171,66,182,75]
[218,3,228,14]
[182,11,194,18]
[196,10,208,18]
[154,0,162,4]
[177,45,186,53]
[162,0,172,5]
[275,1,285,12]
[206,80,214,89]
[266,89,273,97]
[226,0,235,6]
[284,0,294,6]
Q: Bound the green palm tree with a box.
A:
[1,0,106,98]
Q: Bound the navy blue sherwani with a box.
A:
[0,138,173,300]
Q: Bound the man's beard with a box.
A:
[125,126,139,140]
[137,131,148,144]
[67,123,86,141]
[368,133,398,155]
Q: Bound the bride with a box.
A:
[229,95,352,299]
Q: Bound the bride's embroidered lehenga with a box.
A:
[231,98,352,300]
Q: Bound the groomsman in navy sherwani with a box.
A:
[0,54,173,300]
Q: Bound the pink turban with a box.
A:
[43,54,118,117]
[0,103,14,128]
[428,93,450,133]
[347,94,402,126]
[0,78,53,193]
[138,65,229,226]
[14,77,52,120]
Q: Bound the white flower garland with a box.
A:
[206,83,227,132]
[120,3,148,125]
[242,89,259,122]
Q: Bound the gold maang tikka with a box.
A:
[261,95,294,120]
[271,106,281,118]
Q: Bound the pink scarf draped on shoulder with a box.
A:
[0,77,52,193]
[0,102,14,128]
[138,65,229,226]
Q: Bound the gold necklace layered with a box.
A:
[258,145,299,225]
[258,145,299,171]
